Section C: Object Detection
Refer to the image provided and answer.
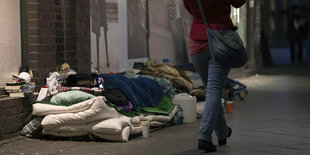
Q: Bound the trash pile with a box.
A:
[2,67,35,98]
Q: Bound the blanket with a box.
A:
[30,96,177,142]
[141,96,175,115]
[143,106,178,127]
[99,74,164,108]
[43,116,133,142]
[38,96,132,142]
[139,64,193,93]
[41,96,121,130]
[124,73,177,98]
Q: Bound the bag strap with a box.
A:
[196,0,208,28]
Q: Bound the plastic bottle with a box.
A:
[163,58,169,64]
[177,105,184,124]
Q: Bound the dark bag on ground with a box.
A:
[197,0,247,68]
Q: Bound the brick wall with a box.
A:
[23,0,91,88]
[58,0,77,69]
[0,96,35,140]
[76,0,91,73]
[55,0,66,68]
[27,0,59,87]
[0,0,92,140]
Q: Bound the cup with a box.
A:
[141,121,150,138]
[226,101,234,113]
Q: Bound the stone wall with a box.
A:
[0,96,35,140]
[0,0,21,86]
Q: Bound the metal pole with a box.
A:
[96,35,100,73]
[146,0,150,59]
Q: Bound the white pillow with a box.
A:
[91,116,131,134]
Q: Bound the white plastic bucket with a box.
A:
[172,93,197,123]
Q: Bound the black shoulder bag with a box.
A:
[196,0,247,68]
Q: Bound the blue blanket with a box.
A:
[100,74,164,108]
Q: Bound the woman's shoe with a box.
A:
[218,126,232,146]
[198,140,217,152]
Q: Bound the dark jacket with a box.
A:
[286,11,308,40]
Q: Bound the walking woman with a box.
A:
[183,0,245,152]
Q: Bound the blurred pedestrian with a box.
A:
[281,4,309,63]
[183,0,245,153]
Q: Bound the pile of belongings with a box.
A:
[225,78,248,101]
[5,71,35,98]
[22,64,195,142]
[176,63,249,103]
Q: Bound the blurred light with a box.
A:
[249,0,255,8]
[270,0,275,11]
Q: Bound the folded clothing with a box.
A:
[143,106,178,127]
[21,116,44,138]
[117,101,133,113]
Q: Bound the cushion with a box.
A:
[93,126,130,142]
[91,116,131,134]
[51,90,95,106]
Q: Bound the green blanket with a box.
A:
[141,96,175,115]
[109,96,175,117]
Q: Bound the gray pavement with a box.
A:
[1,64,310,155]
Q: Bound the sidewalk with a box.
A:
[1,65,310,155]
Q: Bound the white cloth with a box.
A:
[30,96,178,142]
[33,98,94,116]
[41,96,120,130]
